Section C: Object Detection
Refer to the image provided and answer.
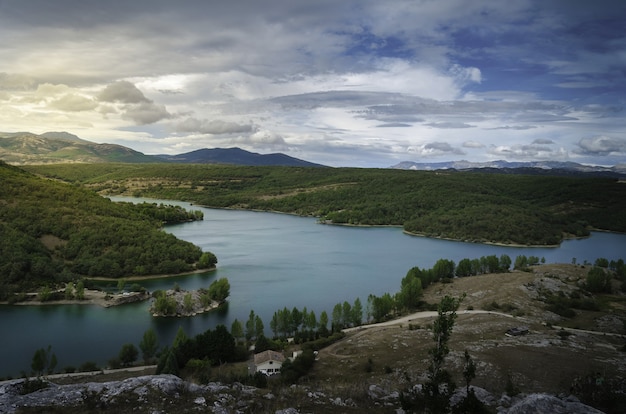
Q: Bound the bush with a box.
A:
[301,332,345,351]
[482,301,501,311]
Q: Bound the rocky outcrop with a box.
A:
[505,393,604,414]
[0,375,257,414]
[0,376,606,413]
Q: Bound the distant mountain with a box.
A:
[0,131,159,164]
[390,160,626,177]
[157,147,326,167]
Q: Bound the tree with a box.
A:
[246,310,256,341]
[402,295,464,413]
[424,295,464,413]
[399,272,423,310]
[255,315,265,338]
[156,346,179,376]
[139,328,159,364]
[231,319,244,344]
[332,303,343,331]
[499,254,512,272]
[48,353,57,375]
[75,280,85,300]
[64,282,74,300]
[117,278,126,292]
[306,310,317,331]
[318,310,329,334]
[183,292,193,313]
[291,307,303,333]
[31,345,56,377]
[369,293,394,322]
[433,259,455,281]
[173,326,188,349]
[197,251,218,268]
[118,343,138,367]
[341,301,352,327]
[455,259,474,277]
[586,267,612,293]
[351,297,363,326]
[208,278,230,302]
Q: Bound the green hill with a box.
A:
[0,161,215,298]
[0,131,159,164]
[24,163,626,246]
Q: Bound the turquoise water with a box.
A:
[1,199,624,377]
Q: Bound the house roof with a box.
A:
[253,350,286,365]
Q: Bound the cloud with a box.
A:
[488,125,537,130]
[48,94,98,111]
[98,81,150,104]
[175,118,254,135]
[0,73,36,90]
[425,122,474,129]
[575,136,626,156]
[463,140,485,149]
[122,102,170,125]
[532,138,554,145]
[408,141,465,157]
[376,123,412,128]
[488,143,568,160]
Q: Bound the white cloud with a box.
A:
[175,118,254,135]
[49,94,98,112]
[575,136,626,156]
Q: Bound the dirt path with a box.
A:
[342,309,516,334]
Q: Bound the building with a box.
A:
[252,350,286,376]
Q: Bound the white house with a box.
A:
[252,350,286,375]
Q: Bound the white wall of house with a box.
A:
[255,359,282,374]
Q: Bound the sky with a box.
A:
[0,0,625,168]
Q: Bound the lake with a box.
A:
[1,198,624,377]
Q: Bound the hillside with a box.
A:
[0,161,215,297]
[0,131,323,167]
[24,163,626,246]
[157,147,325,167]
[0,131,159,164]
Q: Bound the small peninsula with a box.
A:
[150,278,230,317]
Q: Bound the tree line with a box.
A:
[0,161,216,299]
[25,162,626,246]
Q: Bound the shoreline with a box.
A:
[85,266,215,282]
[1,289,151,308]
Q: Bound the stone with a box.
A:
[506,393,604,414]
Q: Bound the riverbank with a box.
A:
[1,289,151,308]
[85,266,216,282]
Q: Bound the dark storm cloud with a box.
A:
[575,136,626,156]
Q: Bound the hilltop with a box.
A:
[0,131,158,164]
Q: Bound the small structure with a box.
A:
[252,350,285,376]
[505,326,529,337]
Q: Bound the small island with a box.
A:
[150,278,230,317]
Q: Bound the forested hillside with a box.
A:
[25,163,626,246]
[0,162,216,298]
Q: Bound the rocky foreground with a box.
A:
[0,374,605,413]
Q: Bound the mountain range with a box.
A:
[1,131,625,176]
[155,147,324,167]
[391,160,626,177]
[0,131,323,167]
